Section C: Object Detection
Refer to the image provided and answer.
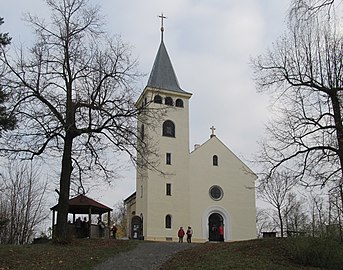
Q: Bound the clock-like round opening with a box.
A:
[209,185,223,201]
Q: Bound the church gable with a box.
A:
[188,135,256,240]
[190,136,256,183]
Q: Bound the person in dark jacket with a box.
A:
[186,226,193,243]
[111,224,118,239]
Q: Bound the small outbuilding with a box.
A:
[51,194,113,239]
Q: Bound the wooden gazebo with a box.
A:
[51,194,113,238]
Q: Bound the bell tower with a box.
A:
[135,14,192,241]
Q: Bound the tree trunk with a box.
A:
[330,92,343,220]
[55,133,73,242]
[278,206,284,237]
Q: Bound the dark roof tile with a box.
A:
[146,41,186,93]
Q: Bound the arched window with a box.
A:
[213,155,218,166]
[165,97,173,106]
[165,215,172,229]
[162,120,175,137]
[154,95,162,104]
[175,99,184,107]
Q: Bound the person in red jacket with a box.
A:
[178,227,185,243]
[219,224,224,242]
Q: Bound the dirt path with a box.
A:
[94,241,197,270]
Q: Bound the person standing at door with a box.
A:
[186,226,193,243]
[111,224,118,239]
[219,224,224,242]
[178,226,185,243]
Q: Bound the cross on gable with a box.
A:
[210,126,216,136]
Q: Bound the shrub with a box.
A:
[288,237,343,270]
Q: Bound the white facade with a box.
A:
[126,33,257,242]
[135,88,192,241]
[189,137,256,241]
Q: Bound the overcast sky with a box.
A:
[2,0,290,211]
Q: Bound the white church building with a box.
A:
[124,19,256,243]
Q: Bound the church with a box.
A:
[124,17,256,243]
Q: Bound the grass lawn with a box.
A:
[0,238,138,270]
[161,238,322,270]
[0,238,332,270]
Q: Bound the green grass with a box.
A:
[0,238,138,270]
[160,238,322,270]
[288,237,343,270]
[0,238,339,270]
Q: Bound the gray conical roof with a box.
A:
[146,41,186,93]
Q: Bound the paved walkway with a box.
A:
[94,241,197,270]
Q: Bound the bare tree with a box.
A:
[258,171,297,237]
[253,0,343,217]
[327,187,343,238]
[112,201,127,236]
[290,0,336,17]
[283,193,308,236]
[256,208,274,238]
[0,0,158,241]
[0,161,48,244]
[307,192,327,237]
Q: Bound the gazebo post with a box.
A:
[107,211,111,226]
[88,207,92,238]
[107,211,111,238]
[52,210,55,237]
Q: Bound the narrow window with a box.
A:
[154,95,162,104]
[166,183,171,196]
[165,215,172,229]
[166,153,171,165]
[162,120,175,137]
[213,155,218,166]
[165,97,173,106]
[144,97,147,105]
[175,99,183,107]
[140,185,143,198]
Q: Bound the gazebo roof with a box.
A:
[51,194,112,215]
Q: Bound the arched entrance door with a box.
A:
[209,213,224,241]
[131,216,143,240]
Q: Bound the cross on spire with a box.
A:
[210,126,216,138]
[159,13,167,41]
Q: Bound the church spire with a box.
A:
[146,14,187,93]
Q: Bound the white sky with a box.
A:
[2,0,290,216]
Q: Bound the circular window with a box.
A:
[209,185,223,201]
